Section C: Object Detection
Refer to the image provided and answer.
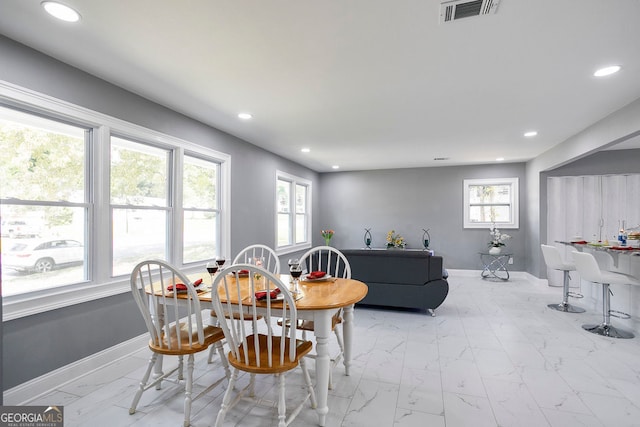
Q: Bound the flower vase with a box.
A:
[324,238,331,246]
[489,246,502,255]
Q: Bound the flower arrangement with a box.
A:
[386,230,406,248]
[488,223,511,248]
[321,229,334,246]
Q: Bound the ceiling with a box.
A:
[1,0,640,172]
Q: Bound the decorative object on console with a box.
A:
[422,228,431,250]
[386,230,406,249]
[364,228,372,249]
[321,229,334,246]
[488,223,510,254]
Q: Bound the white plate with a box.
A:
[301,274,333,282]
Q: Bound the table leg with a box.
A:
[342,304,354,376]
[313,311,331,427]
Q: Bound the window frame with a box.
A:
[275,170,312,256]
[1,81,230,321]
[463,177,519,229]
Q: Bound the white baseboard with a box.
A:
[448,269,548,286]
[3,334,148,405]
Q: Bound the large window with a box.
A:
[0,106,89,296]
[110,136,170,276]
[463,177,519,228]
[276,171,311,253]
[0,82,229,316]
[182,154,220,264]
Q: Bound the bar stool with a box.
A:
[541,244,585,313]
[572,251,640,339]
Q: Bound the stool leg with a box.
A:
[547,270,585,313]
[582,283,634,339]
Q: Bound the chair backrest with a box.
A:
[211,263,299,366]
[130,259,206,351]
[233,244,280,274]
[572,251,603,283]
[299,246,351,279]
[541,244,571,270]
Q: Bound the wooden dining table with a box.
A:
[147,273,368,427]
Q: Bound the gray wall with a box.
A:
[0,36,318,390]
[318,163,527,271]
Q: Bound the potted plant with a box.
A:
[488,223,510,254]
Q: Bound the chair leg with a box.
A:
[277,373,287,427]
[174,355,183,381]
[300,357,317,409]
[248,373,256,397]
[130,353,158,415]
[214,341,231,379]
[183,354,195,427]
[547,270,585,313]
[215,368,239,427]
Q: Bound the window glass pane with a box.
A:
[1,205,87,296]
[277,179,290,213]
[469,184,511,204]
[183,211,217,264]
[112,208,166,276]
[469,205,511,224]
[183,156,217,209]
[277,213,291,246]
[295,214,306,244]
[110,136,168,206]
[0,106,85,203]
[295,184,306,213]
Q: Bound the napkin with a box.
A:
[229,269,250,276]
[255,288,281,300]
[168,283,187,292]
[168,278,202,292]
[308,271,326,279]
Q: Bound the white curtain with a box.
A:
[546,174,640,287]
[548,174,640,244]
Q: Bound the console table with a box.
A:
[479,252,512,281]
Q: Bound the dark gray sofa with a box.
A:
[341,249,449,314]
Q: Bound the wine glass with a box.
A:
[287,258,299,284]
[205,261,218,286]
[289,263,302,295]
[215,256,226,269]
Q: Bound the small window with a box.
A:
[276,171,311,253]
[463,177,519,228]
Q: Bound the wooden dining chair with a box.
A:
[232,243,281,274]
[211,264,316,427]
[208,244,280,363]
[296,245,352,388]
[129,259,229,427]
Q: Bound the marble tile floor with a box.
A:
[24,272,640,426]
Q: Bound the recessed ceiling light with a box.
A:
[237,112,252,120]
[496,157,505,162]
[524,131,538,137]
[42,1,81,22]
[301,148,310,153]
[332,165,340,169]
[594,65,621,77]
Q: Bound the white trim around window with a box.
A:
[0,80,231,320]
[463,177,519,229]
[275,170,312,256]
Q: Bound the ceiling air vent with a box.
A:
[440,0,500,23]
